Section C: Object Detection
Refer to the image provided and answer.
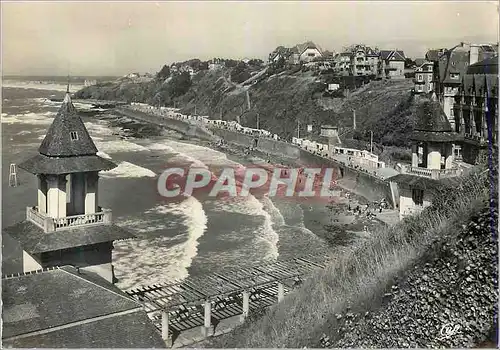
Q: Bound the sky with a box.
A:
[2,1,498,76]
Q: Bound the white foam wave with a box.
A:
[113,196,208,289]
[167,153,209,169]
[97,151,112,159]
[146,142,177,153]
[84,121,121,137]
[2,111,55,125]
[31,97,61,106]
[261,196,286,227]
[3,81,83,93]
[100,161,156,178]
[1,113,7,117]
[156,140,240,167]
[95,140,150,154]
[208,194,279,260]
[16,130,32,136]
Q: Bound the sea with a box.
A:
[2,77,330,291]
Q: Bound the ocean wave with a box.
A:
[96,151,112,159]
[261,196,286,226]
[145,141,177,153]
[84,121,122,137]
[158,140,240,167]
[112,196,208,289]
[100,161,156,178]
[95,140,151,154]
[31,97,61,106]
[3,81,83,93]
[167,153,209,169]
[1,111,55,125]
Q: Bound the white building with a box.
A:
[7,86,135,283]
[389,97,464,220]
[294,41,323,63]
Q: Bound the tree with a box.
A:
[168,71,192,97]
[276,56,286,69]
[248,59,264,67]
[156,65,171,80]
[405,58,416,68]
[231,61,251,84]
[199,61,209,70]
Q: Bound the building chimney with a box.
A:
[470,44,480,66]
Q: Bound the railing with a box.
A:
[401,165,463,179]
[26,207,112,233]
[26,207,46,228]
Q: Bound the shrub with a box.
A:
[168,72,192,97]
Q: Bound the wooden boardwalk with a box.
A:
[126,254,332,345]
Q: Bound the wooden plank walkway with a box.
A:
[126,254,331,334]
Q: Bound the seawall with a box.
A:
[298,149,395,204]
[113,107,397,207]
[115,107,216,140]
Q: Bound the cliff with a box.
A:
[74,65,416,155]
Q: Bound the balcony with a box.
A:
[26,206,112,233]
[400,165,463,179]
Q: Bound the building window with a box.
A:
[412,188,424,206]
[450,73,459,80]
[70,131,79,141]
[417,74,423,82]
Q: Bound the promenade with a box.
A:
[124,103,400,181]
[126,254,332,347]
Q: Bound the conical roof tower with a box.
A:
[20,81,116,174]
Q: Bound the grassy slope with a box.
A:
[74,69,416,156]
[205,167,497,348]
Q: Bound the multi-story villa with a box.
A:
[379,50,406,79]
[452,56,498,163]
[332,52,352,75]
[413,59,434,94]
[433,43,497,157]
[332,45,379,77]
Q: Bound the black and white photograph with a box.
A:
[1,1,499,348]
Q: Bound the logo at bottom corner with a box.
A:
[437,323,461,341]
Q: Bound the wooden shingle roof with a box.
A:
[387,174,459,192]
[39,91,99,157]
[19,153,116,175]
[414,98,452,132]
[3,221,136,254]
[19,88,117,175]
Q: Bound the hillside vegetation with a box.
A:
[75,64,416,160]
[202,167,497,348]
